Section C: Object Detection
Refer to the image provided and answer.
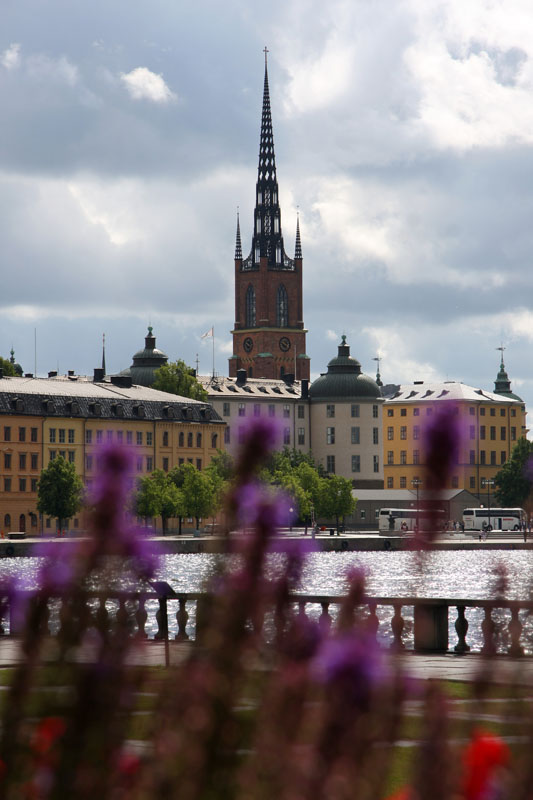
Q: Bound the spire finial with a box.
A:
[235,208,242,259]
[372,355,383,387]
[497,344,505,368]
[263,46,269,68]
[295,210,302,259]
[102,333,106,375]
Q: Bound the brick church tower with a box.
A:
[229,51,310,381]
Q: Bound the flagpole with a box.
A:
[212,327,215,379]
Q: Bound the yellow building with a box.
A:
[0,372,225,535]
[383,376,527,500]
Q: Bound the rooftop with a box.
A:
[384,381,524,406]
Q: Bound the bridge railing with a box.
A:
[0,589,531,656]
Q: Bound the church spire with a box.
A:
[235,210,242,259]
[295,212,302,259]
[248,47,290,270]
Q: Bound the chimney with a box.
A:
[48,371,57,378]
[301,379,309,400]
[93,368,105,383]
[236,369,247,386]
[0,369,3,379]
[68,370,75,377]
[24,373,33,378]
[282,372,295,386]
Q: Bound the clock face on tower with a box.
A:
[279,336,291,352]
[243,337,253,353]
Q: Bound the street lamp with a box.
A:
[481,478,495,531]
[411,478,422,533]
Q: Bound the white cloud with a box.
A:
[120,67,176,103]
[26,54,78,86]
[2,43,21,71]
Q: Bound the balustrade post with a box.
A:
[391,603,405,649]
[135,597,148,639]
[454,605,470,653]
[155,597,168,641]
[508,607,523,657]
[175,596,190,641]
[481,606,496,656]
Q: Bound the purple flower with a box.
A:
[234,482,296,531]
[312,630,387,711]
[235,417,283,477]
[423,402,463,490]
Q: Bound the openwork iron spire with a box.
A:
[244,48,293,271]
[295,212,302,259]
[235,211,242,259]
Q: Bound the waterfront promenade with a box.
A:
[1,529,532,556]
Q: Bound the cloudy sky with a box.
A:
[2,0,533,419]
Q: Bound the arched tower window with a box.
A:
[246,285,256,328]
[277,284,288,327]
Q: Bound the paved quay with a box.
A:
[1,531,533,555]
[0,638,531,686]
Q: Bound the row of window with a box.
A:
[387,406,519,418]
[326,405,379,418]
[224,426,295,446]
[326,427,379,445]
[3,426,38,443]
[2,478,38,492]
[326,455,381,474]
[386,425,517,442]
[386,475,484,491]
[83,429,217,449]
[3,453,39,470]
[386,450,508,466]
[49,428,76,443]
[49,451,75,463]
[223,402,299,419]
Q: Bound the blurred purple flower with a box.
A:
[235,416,283,477]
[312,630,386,711]
[234,482,296,531]
[282,614,322,662]
[423,402,463,490]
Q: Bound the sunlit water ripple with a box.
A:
[4,551,533,650]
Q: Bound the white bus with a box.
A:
[462,508,526,532]
[378,508,448,535]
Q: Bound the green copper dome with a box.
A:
[309,336,382,400]
[120,327,168,387]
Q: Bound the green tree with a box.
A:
[153,360,208,401]
[182,465,216,529]
[135,470,185,533]
[0,358,16,377]
[494,438,533,507]
[316,474,357,532]
[37,456,84,532]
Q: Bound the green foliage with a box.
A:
[135,470,185,532]
[37,456,84,527]
[153,360,208,401]
[0,358,16,377]
[316,474,357,527]
[494,438,533,507]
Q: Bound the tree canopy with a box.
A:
[37,456,84,528]
[0,358,16,377]
[494,438,533,508]
[153,360,208,401]
[135,470,185,532]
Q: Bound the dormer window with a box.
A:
[133,405,145,418]
[90,402,102,416]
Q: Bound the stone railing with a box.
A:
[1,588,532,657]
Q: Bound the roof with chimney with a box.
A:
[198,374,304,400]
[0,375,222,423]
